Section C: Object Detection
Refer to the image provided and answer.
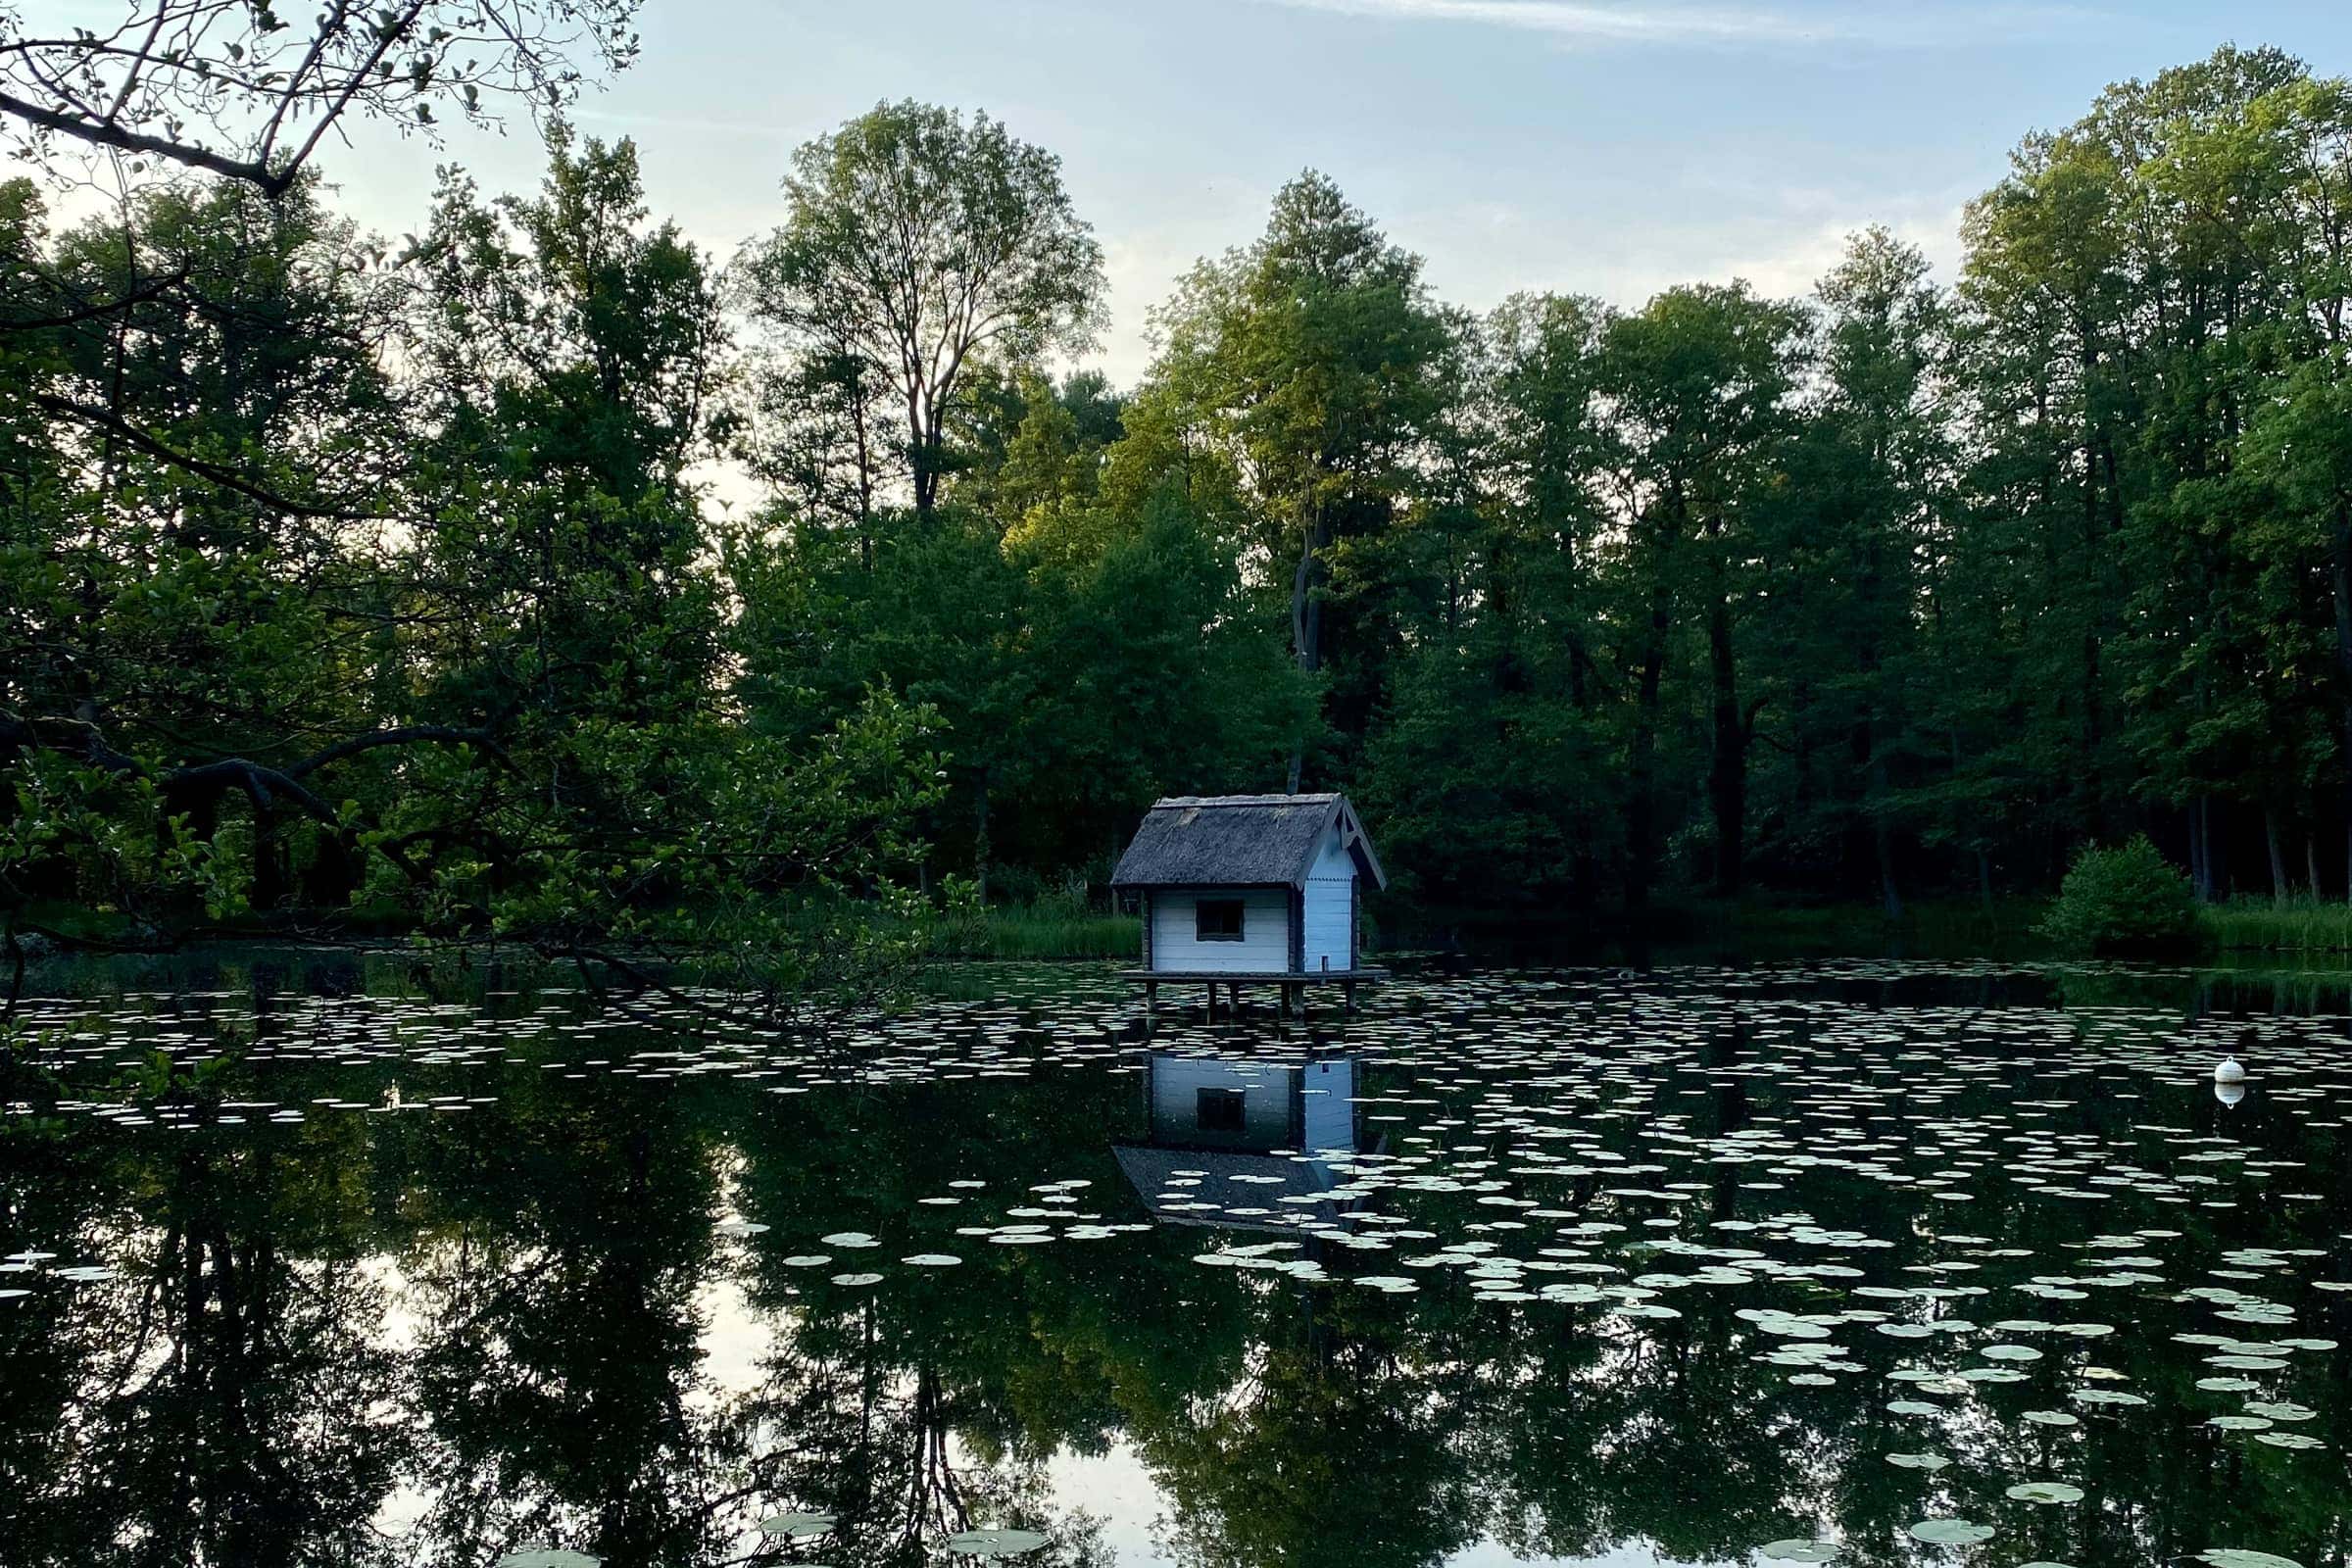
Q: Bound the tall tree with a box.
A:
[740,101,1106,521]
[1750,228,1948,915]
[1593,283,1807,907]
[1141,172,1459,791]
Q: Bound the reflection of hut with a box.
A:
[1146,1054,1357,1152]
[1109,794,1387,1017]
[1112,1053,1366,1235]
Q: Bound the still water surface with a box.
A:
[4,958,2351,1568]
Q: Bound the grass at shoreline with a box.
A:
[2201,897,2352,956]
[1666,897,2052,961]
[1685,894,2352,967]
[21,892,2352,983]
[954,904,1140,961]
[947,892,2352,968]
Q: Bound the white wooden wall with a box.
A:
[1149,1055,1293,1145]
[1302,828,1357,972]
[1298,1057,1355,1151]
[1150,888,1291,972]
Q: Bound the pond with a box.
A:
[3,956,2350,1568]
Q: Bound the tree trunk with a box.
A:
[973,771,991,905]
[2187,796,2210,904]
[2266,805,2288,906]
[2309,833,2324,902]
[1627,580,1670,923]
[1707,586,1744,898]
[2209,801,2227,899]
[1568,634,1598,906]
[2330,501,2352,904]
[1285,498,1330,796]
[1871,754,1901,919]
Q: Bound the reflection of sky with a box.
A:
[1049,1447,1169,1564]
[364,1252,429,1543]
[1049,1443,1715,1568]
[1448,1544,1706,1568]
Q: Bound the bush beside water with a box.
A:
[2038,836,2203,956]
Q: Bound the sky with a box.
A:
[87,0,2352,385]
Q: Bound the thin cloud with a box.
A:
[1255,0,2095,50]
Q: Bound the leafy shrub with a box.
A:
[2037,836,2202,956]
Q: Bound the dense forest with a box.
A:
[8,6,2352,969]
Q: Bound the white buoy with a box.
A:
[2215,1081,2246,1109]
[2214,1055,2246,1086]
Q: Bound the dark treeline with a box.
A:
[8,12,2352,958]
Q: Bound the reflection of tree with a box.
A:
[394,1078,742,1568]
[733,1304,1109,1568]
[1492,1299,1824,1563]
[0,1124,409,1568]
[1140,1287,1485,1568]
[717,1066,1154,1567]
[12,992,2352,1568]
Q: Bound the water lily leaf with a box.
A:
[758,1512,835,1539]
[1886,1452,1949,1471]
[947,1527,1051,1557]
[2196,1551,2303,1568]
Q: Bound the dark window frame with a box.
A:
[1198,1086,1247,1131]
[1196,897,1245,942]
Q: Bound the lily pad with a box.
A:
[758,1512,835,1540]
[946,1527,1052,1557]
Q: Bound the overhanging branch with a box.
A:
[30,391,383,521]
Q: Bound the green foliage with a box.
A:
[2203,897,2352,954]
[26,49,2352,983]
[1,130,945,1008]
[739,100,1105,519]
[958,898,1141,960]
[2038,837,2204,956]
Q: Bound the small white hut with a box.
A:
[1109,793,1387,1013]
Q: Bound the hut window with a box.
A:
[1198,1087,1246,1131]
[1196,899,1245,942]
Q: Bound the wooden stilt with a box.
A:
[1343,979,1357,1014]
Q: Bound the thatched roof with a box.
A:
[1108,793,1386,890]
